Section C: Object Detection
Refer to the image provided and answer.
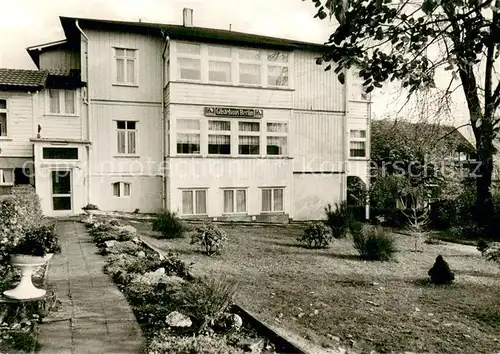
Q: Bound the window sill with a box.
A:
[349,157,369,161]
[0,183,14,187]
[260,211,285,215]
[348,99,370,103]
[44,114,79,118]
[0,137,12,141]
[114,155,140,158]
[112,83,139,88]
[170,155,293,159]
[222,213,248,216]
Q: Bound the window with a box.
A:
[112,182,131,197]
[177,119,201,154]
[115,48,137,84]
[350,70,369,101]
[208,120,231,155]
[181,189,207,215]
[238,122,260,155]
[0,99,6,136]
[266,122,288,155]
[267,51,289,86]
[223,189,247,214]
[239,49,261,85]
[52,171,72,211]
[262,188,284,212]
[43,147,78,160]
[177,42,201,81]
[48,89,76,115]
[116,121,137,155]
[208,45,231,83]
[0,169,14,186]
[350,129,367,157]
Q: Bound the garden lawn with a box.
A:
[131,221,500,354]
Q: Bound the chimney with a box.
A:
[183,8,193,27]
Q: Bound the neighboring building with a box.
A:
[11,10,371,220]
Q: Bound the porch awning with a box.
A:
[0,157,33,169]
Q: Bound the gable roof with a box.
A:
[58,16,329,52]
[0,69,48,91]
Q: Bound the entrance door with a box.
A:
[51,170,72,212]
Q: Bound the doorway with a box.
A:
[51,170,72,212]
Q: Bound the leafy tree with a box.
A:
[307,0,500,224]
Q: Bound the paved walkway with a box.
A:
[37,221,143,354]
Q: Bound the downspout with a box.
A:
[76,20,91,207]
[161,31,169,210]
[366,92,372,221]
[342,68,349,204]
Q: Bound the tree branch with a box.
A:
[429,123,472,152]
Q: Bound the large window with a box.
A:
[177,119,201,154]
[48,89,76,115]
[262,188,284,212]
[350,129,367,157]
[239,49,261,85]
[0,168,14,186]
[112,182,131,197]
[267,51,289,87]
[266,122,288,155]
[223,189,247,214]
[43,147,78,160]
[208,45,231,83]
[115,48,137,85]
[0,99,6,136]
[208,120,231,155]
[177,42,201,81]
[238,122,260,155]
[116,121,137,155]
[181,189,207,215]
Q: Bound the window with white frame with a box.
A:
[181,189,207,215]
[267,51,289,87]
[266,122,288,155]
[238,121,260,155]
[262,188,284,212]
[223,189,247,214]
[350,70,369,101]
[0,99,6,137]
[115,48,137,85]
[0,168,14,186]
[208,120,231,155]
[208,45,232,83]
[112,182,131,197]
[48,89,76,115]
[177,119,201,154]
[349,129,367,157]
[177,42,201,81]
[116,121,137,155]
[239,49,261,85]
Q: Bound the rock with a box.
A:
[327,334,341,343]
[237,338,264,353]
[370,282,380,286]
[132,236,141,244]
[231,314,243,330]
[154,267,165,275]
[109,219,121,226]
[165,311,192,328]
[107,241,140,255]
[136,250,146,258]
[160,275,186,287]
[366,300,380,307]
[104,240,117,248]
[443,322,453,327]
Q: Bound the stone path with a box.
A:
[37,221,143,354]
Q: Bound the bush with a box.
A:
[191,223,227,256]
[297,222,331,248]
[10,225,61,257]
[353,225,397,261]
[152,211,185,239]
[324,202,351,239]
[146,332,243,354]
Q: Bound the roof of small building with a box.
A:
[0,68,48,91]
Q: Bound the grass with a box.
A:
[128,220,500,353]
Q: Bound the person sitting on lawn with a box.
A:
[428,255,455,285]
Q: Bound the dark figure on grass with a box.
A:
[428,255,455,285]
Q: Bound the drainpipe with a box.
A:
[342,68,349,204]
[161,31,169,210]
[76,20,91,207]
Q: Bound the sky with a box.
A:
[0,0,472,136]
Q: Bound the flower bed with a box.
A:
[84,218,281,354]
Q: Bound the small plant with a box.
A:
[477,239,490,255]
[191,223,227,256]
[152,211,185,239]
[324,202,351,239]
[10,225,61,257]
[82,204,99,210]
[353,225,397,261]
[428,255,455,285]
[297,222,331,248]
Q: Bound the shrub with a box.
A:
[146,332,243,354]
[172,276,237,332]
[152,211,185,239]
[191,223,227,256]
[324,202,351,239]
[10,225,61,257]
[297,222,331,248]
[477,239,490,255]
[353,225,397,261]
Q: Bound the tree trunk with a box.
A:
[474,128,494,225]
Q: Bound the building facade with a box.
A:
[4,11,371,220]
